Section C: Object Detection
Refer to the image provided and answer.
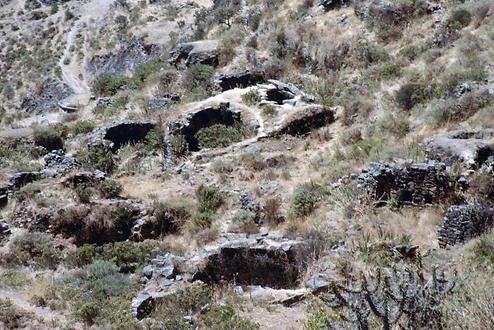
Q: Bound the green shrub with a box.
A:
[195,124,242,149]
[197,185,224,213]
[77,301,100,325]
[93,74,127,96]
[291,183,326,217]
[395,82,428,110]
[9,232,60,269]
[0,270,32,288]
[98,179,123,198]
[0,298,29,329]
[72,120,95,135]
[261,104,277,117]
[151,281,213,327]
[153,199,193,234]
[73,183,92,203]
[47,260,135,327]
[356,40,389,67]
[65,241,158,271]
[200,304,259,330]
[375,113,410,138]
[182,64,215,91]
[446,8,472,32]
[229,210,257,233]
[88,147,115,173]
[378,62,402,81]
[241,89,262,106]
[34,127,63,151]
[171,135,189,158]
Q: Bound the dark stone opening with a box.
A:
[277,108,334,136]
[193,247,304,289]
[475,146,493,168]
[104,122,155,151]
[399,190,413,203]
[216,71,264,91]
[424,194,433,204]
[266,89,294,105]
[172,104,242,151]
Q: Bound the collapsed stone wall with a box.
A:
[89,120,156,152]
[132,234,309,319]
[357,161,464,206]
[438,205,494,248]
[168,103,243,151]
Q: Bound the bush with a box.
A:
[356,40,388,67]
[195,124,242,149]
[0,270,31,288]
[229,210,257,233]
[88,147,115,173]
[153,199,192,234]
[241,89,262,106]
[98,179,123,198]
[93,74,127,96]
[261,104,277,117]
[151,281,212,327]
[395,82,428,110]
[199,304,259,330]
[46,260,135,327]
[171,135,189,158]
[72,120,95,135]
[261,197,283,226]
[65,241,158,271]
[73,183,92,203]
[182,64,215,92]
[291,183,326,217]
[446,8,472,32]
[9,232,60,269]
[197,185,224,213]
[0,298,29,329]
[375,113,410,138]
[34,127,63,151]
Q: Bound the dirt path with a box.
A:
[59,0,115,95]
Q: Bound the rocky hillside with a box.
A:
[0,0,494,328]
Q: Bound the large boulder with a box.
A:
[87,38,162,78]
[425,129,494,169]
[358,161,464,206]
[21,77,71,114]
[89,120,156,152]
[168,40,219,67]
[438,204,494,248]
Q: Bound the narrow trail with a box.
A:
[59,0,115,96]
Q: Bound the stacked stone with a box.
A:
[437,205,494,248]
[358,161,462,206]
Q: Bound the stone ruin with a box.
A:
[438,204,494,248]
[89,120,156,152]
[269,105,335,137]
[168,40,219,67]
[425,129,494,169]
[168,102,244,151]
[132,234,309,319]
[214,70,264,91]
[357,161,464,206]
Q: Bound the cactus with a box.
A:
[321,262,455,329]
